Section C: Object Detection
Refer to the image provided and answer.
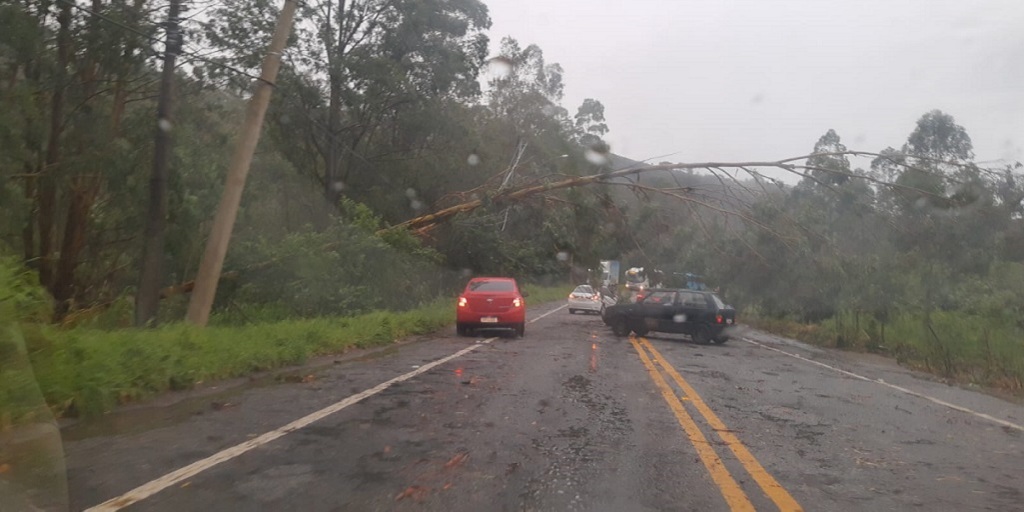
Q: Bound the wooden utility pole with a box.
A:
[186,0,298,326]
[135,0,183,326]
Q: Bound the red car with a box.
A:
[456,277,526,337]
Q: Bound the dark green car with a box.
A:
[602,288,736,344]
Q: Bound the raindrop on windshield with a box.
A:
[460,268,473,278]
[410,199,424,211]
[485,56,513,79]
[584,148,608,166]
[405,188,417,199]
[467,153,480,166]
[673,314,687,323]
[556,251,570,262]
[158,118,172,132]
[331,180,346,192]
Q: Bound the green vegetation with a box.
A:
[27,302,455,418]
[0,0,622,416]
[1,0,1022,418]
[520,285,572,306]
[745,308,1024,391]
[7,263,569,418]
[625,112,1024,392]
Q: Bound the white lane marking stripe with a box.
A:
[742,337,1024,433]
[530,304,567,323]
[85,342,487,511]
[87,304,565,511]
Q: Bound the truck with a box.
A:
[622,266,663,301]
[600,260,620,286]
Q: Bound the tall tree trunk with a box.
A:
[38,0,73,288]
[111,79,128,135]
[135,0,183,327]
[21,163,36,264]
[325,83,342,210]
[323,0,347,215]
[52,175,101,319]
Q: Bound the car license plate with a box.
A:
[481,317,499,323]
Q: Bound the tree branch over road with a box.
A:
[387,151,968,234]
[159,150,1012,300]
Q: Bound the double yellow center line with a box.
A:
[630,336,802,512]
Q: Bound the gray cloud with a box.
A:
[483,0,1024,173]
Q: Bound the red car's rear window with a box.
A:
[468,280,515,292]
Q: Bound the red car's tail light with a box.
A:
[458,296,467,307]
[512,297,522,308]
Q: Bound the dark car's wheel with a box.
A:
[712,335,729,344]
[632,323,649,337]
[516,323,525,337]
[456,323,470,337]
[693,325,712,345]
[611,317,630,337]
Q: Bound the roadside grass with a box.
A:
[13,285,571,420]
[520,284,571,305]
[744,309,1024,393]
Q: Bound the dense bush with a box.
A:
[217,202,461,320]
[0,256,53,423]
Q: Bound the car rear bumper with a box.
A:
[457,309,525,326]
[458,322,522,332]
[568,298,602,312]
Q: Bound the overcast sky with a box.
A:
[481,0,1024,171]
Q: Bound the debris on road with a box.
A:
[394,485,430,502]
[444,452,469,469]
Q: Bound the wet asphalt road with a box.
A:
[65,303,1024,511]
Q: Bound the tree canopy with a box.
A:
[0,1,1020,350]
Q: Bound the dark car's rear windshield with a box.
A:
[468,280,515,292]
[710,294,726,309]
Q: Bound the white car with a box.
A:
[568,285,616,315]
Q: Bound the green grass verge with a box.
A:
[744,309,1024,392]
[520,283,572,305]
[15,285,570,419]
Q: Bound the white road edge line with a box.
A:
[530,304,567,323]
[742,337,1024,433]
[86,304,567,512]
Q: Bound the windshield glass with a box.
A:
[2,2,1021,511]
[468,280,515,292]
[640,291,674,304]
